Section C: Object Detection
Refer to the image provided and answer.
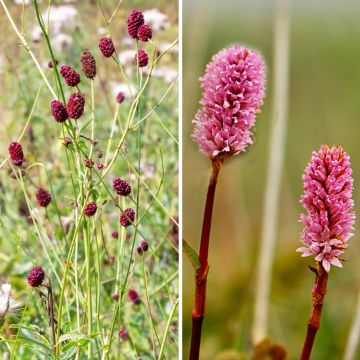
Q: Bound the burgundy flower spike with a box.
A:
[36,188,51,207]
[8,142,24,166]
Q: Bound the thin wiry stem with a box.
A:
[252,0,290,343]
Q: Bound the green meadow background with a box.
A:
[183,0,360,359]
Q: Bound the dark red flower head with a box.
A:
[113,177,131,196]
[127,10,144,39]
[120,208,135,227]
[128,289,141,304]
[51,100,69,123]
[99,37,115,58]
[116,91,125,104]
[112,294,120,302]
[134,49,149,68]
[84,158,94,168]
[28,266,45,287]
[83,202,97,217]
[67,92,85,119]
[137,24,152,42]
[96,162,104,170]
[36,188,51,207]
[80,50,97,79]
[48,59,58,68]
[119,328,129,340]
[140,240,149,252]
[60,65,81,87]
[8,142,24,166]
[111,231,119,239]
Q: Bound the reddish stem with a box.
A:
[300,263,328,360]
[189,158,223,360]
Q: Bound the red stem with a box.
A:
[189,158,223,360]
[300,263,328,360]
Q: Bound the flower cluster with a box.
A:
[27,266,45,287]
[134,49,149,68]
[67,92,85,119]
[120,208,135,227]
[192,45,266,159]
[128,289,141,304]
[60,65,81,87]
[51,100,68,123]
[36,188,51,207]
[8,142,24,166]
[99,37,115,58]
[297,145,355,272]
[80,50,97,79]
[113,177,131,196]
[83,202,98,217]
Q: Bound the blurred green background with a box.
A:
[183,0,360,359]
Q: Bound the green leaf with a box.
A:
[183,239,200,271]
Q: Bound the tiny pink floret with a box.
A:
[192,45,266,159]
[298,145,355,272]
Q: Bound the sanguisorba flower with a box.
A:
[8,142,24,166]
[60,65,81,87]
[98,37,115,58]
[50,100,69,123]
[134,49,149,68]
[80,50,97,79]
[36,188,51,207]
[113,177,131,196]
[127,10,144,39]
[137,24,152,42]
[120,208,135,227]
[297,145,355,272]
[192,45,266,160]
[83,202,97,217]
[27,266,45,287]
[67,92,85,119]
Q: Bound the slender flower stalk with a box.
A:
[188,44,265,359]
[299,145,355,359]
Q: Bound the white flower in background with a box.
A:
[97,27,107,36]
[141,162,157,180]
[44,6,78,35]
[118,50,136,66]
[121,37,133,47]
[51,33,73,53]
[111,82,137,99]
[143,9,170,32]
[150,67,178,84]
[31,25,43,43]
[159,42,179,54]
[0,283,22,324]
[14,0,31,5]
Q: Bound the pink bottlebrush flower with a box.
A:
[36,188,51,207]
[27,266,45,287]
[67,92,85,119]
[8,142,24,166]
[111,231,119,239]
[84,158,94,168]
[116,91,125,104]
[119,328,128,340]
[80,50,97,79]
[60,65,81,87]
[83,202,97,217]
[112,294,120,302]
[51,100,69,123]
[128,289,141,304]
[127,10,144,39]
[98,37,115,58]
[113,177,131,196]
[137,24,152,42]
[134,49,149,67]
[120,208,135,227]
[297,145,355,272]
[192,45,266,160]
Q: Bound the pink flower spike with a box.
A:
[298,145,355,272]
[192,45,266,160]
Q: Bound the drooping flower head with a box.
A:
[297,145,355,272]
[36,188,51,207]
[8,142,24,166]
[192,45,266,160]
[80,50,97,79]
[60,65,81,87]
